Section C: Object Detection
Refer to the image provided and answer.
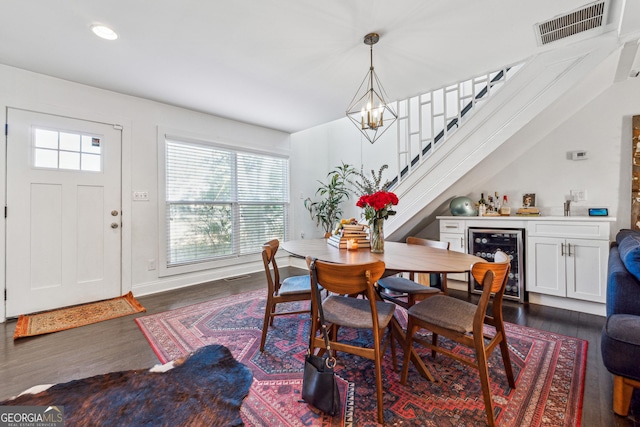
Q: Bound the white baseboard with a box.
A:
[132,260,264,297]
[447,279,469,292]
[527,293,606,316]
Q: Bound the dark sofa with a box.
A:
[601,229,640,416]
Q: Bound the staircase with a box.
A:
[384,33,623,241]
[389,63,523,188]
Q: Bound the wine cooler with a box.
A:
[468,228,526,303]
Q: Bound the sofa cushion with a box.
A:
[616,229,639,246]
[617,232,640,283]
[601,314,640,382]
[607,246,640,317]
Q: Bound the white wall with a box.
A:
[0,64,290,321]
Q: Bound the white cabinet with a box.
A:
[438,219,466,253]
[437,216,613,308]
[526,221,609,303]
[439,219,467,281]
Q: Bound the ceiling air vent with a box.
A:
[535,1,607,46]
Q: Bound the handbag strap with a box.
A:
[309,258,335,364]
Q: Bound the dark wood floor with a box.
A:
[1,268,638,426]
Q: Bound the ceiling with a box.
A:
[0,0,626,133]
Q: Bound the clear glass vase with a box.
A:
[370,218,384,253]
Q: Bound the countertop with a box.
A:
[436,215,616,222]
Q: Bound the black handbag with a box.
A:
[301,259,341,416]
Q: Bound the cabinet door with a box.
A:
[565,238,608,303]
[440,232,467,281]
[527,237,566,297]
[440,232,465,253]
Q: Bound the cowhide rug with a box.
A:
[2,344,252,426]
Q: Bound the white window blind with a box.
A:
[165,138,288,267]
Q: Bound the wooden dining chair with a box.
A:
[260,239,313,352]
[306,256,396,424]
[400,253,515,427]
[377,237,450,309]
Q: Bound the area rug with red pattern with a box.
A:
[135,289,587,426]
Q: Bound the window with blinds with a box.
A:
[164,138,288,268]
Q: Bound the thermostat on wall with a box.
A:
[588,208,608,216]
[567,150,588,160]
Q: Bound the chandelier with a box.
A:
[346,33,397,144]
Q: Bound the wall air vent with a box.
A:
[535,1,607,46]
[223,274,251,282]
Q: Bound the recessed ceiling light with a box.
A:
[91,24,118,41]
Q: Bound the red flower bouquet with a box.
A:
[356,190,398,253]
[356,191,398,222]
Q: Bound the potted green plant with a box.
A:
[304,163,356,237]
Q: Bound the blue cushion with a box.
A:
[617,233,640,283]
[616,229,640,246]
[607,246,640,317]
[279,275,311,295]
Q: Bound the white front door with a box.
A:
[6,109,122,316]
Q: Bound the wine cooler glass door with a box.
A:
[468,228,525,303]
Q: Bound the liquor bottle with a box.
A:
[500,195,511,216]
[478,193,487,216]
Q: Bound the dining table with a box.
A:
[281,238,483,288]
[281,238,485,381]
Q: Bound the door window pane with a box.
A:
[82,135,102,154]
[34,148,58,168]
[60,132,80,151]
[35,129,58,149]
[82,153,101,172]
[59,151,80,170]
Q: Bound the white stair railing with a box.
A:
[390,63,524,187]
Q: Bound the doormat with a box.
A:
[135,289,587,426]
[14,291,145,340]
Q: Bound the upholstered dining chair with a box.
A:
[377,237,450,309]
[400,253,515,427]
[306,256,396,425]
[260,239,313,352]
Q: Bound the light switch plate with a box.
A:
[570,189,587,202]
[133,191,149,201]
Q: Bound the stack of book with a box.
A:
[327,224,371,249]
[516,207,541,216]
